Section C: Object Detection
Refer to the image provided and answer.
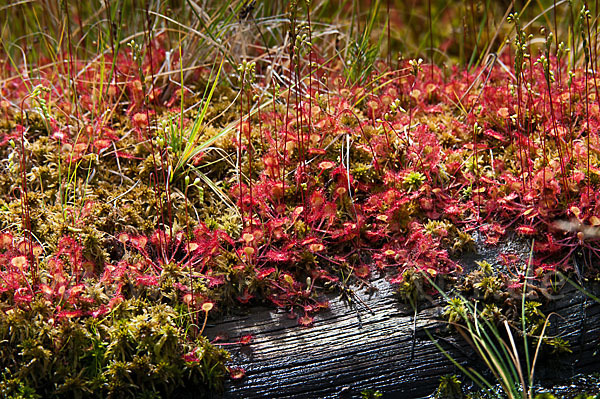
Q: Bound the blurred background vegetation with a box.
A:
[1,0,597,83]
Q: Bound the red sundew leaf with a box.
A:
[499,253,521,267]
[182,350,200,363]
[316,300,329,310]
[31,243,43,257]
[303,304,315,313]
[290,206,304,224]
[51,130,68,141]
[573,170,586,184]
[256,266,277,280]
[298,314,314,327]
[301,237,317,246]
[229,367,246,380]
[502,192,518,202]
[130,236,147,249]
[11,256,27,269]
[463,143,491,151]
[483,129,506,142]
[186,242,199,252]
[13,286,32,303]
[40,284,53,297]
[516,225,537,236]
[102,129,119,142]
[268,294,286,308]
[117,232,130,244]
[286,309,297,320]
[444,205,462,216]
[132,112,148,128]
[92,305,110,318]
[313,269,338,283]
[136,274,159,287]
[233,263,247,272]
[172,282,190,292]
[265,250,290,263]
[17,240,31,254]
[115,151,142,160]
[479,175,498,186]
[309,148,326,155]
[485,236,500,245]
[108,296,124,309]
[205,275,226,287]
[217,230,235,247]
[239,335,253,345]
[354,264,370,279]
[0,232,13,249]
[424,104,444,113]
[202,302,215,312]
[182,293,194,305]
[94,139,112,151]
[77,297,96,306]
[364,229,388,242]
[236,290,254,304]
[57,310,84,319]
[309,243,325,252]
[497,107,510,119]
[211,334,228,343]
[69,285,85,297]
[506,281,524,291]
[535,263,557,276]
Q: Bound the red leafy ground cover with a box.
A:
[0,31,599,393]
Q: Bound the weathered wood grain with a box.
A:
[205,239,600,398]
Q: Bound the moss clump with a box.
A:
[0,298,229,398]
[424,220,475,255]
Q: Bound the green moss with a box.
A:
[424,220,475,255]
[435,375,463,399]
[0,299,229,398]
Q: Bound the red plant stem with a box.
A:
[270,75,281,182]
[505,70,513,150]
[282,18,297,210]
[545,67,569,200]
[258,92,265,154]
[584,53,591,202]
[239,69,246,228]
[406,75,417,167]
[540,90,549,208]
[246,88,253,222]
[184,184,194,310]
[472,116,479,220]
[143,2,171,260]
[428,0,433,81]
[307,1,314,143]
[387,0,391,66]
[18,97,36,290]
[585,6,598,204]
[62,1,81,133]
[554,0,561,83]
[199,310,209,336]
[282,82,291,208]
[516,68,527,194]
[527,56,536,193]
[150,171,167,257]
[294,58,307,211]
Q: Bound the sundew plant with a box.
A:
[0,0,600,396]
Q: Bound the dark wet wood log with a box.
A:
[205,275,600,399]
[205,238,600,399]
